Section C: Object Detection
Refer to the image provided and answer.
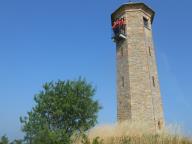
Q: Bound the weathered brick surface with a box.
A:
[112,3,164,131]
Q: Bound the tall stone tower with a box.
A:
[111,2,164,131]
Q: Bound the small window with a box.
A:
[122,76,124,87]
[152,76,155,87]
[121,47,123,56]
[143,17,149,28]
[158,121,162,130]
[149,47,151,56]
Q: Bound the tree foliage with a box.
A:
[20,78,101,144]
[10,139,23,144]
[0,135,9,144]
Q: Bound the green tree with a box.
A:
[20,78,101,144]
[0,135,9,144]
[10,139,23,144]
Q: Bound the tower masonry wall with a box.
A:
[114,3,164,131]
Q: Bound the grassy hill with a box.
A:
[74,121,192,144]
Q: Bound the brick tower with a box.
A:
[111,2,164,131]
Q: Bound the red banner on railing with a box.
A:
[112,18,125,29]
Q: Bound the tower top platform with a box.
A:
[111,2,155,23]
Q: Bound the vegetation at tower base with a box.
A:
[74,122,192,144]
[20,78,101,144]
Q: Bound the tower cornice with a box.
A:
[111,2,155,23]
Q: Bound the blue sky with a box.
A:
[0,0,192,140]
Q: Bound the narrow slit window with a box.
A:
[143,17,149,28]
[121,47,123,56]
[158,121,162,130]
[122,76,124,87]
[152,76,155,87]
[149,47,152,56]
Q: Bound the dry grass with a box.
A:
[74,121,192,144]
